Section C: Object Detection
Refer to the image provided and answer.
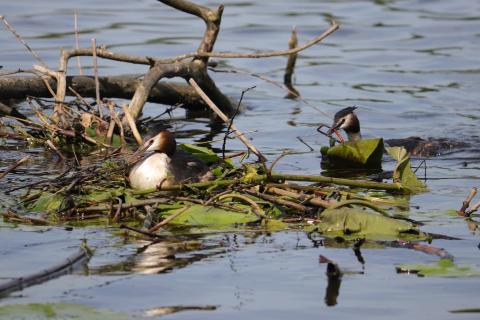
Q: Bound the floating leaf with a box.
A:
[30,192,64,212]
[85,126,121,148]
[386,147,427,193]
[397,258,480,277]
[81,188,126,203]
[321,138,384,169]
[165,204,259,227]
[178,143,232,167]
[0,303,127,320]
[311,207,420,239]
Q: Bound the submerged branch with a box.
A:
[0,241,91,297]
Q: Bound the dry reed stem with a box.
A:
[148,205,191,233]
[91,38,103,118]
[189,78,266,161]
[0,16,47,67]
[218,193,265,218]
[0,156,30,180]
[122,105,142,145]
[458,187,477,216]
[74,10,83,75]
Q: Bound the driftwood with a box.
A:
[0,75,206,109]
[0,0,339,130]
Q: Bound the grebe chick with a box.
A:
[327,107,468,157]
[128,130,213,190]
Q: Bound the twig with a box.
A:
[171,21,340,61]
[46,139,66,160]
[0,16,48,67]
[148,205,191,233]
[2,209,48,225]
[0,155,30,180]
[458,187,477,216]
[74,10,83,75]
[393,240,455,261]
[265,186,332,208]
[467,199,480,215]
[91,38,103,118]
[68,86,93,111]
[189,78,266,161]
[268,150,290,177]
[296,136,314,151]
[122,104,142,145]
[106,117,116,146]
[111,197,123,223]
[222,86,255,159]
[217,193,265,218]
[119,224,159,238]
[51,21,339,67]
[244,189,314,214]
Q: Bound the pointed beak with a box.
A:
[128,139,153,164]
[327,119,343,137]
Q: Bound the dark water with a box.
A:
[1,0,480,319]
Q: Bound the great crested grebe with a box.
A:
[327,107,468,157]
[128,130,213,190]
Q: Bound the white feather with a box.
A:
[129,153,174,190]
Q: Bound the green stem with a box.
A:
[269,174,404,192]
[322,199,391,218]
[131,172,404,196]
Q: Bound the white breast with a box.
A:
[129,153,175,190]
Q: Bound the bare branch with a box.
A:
[0,16,48,67]
[127,62,191,121]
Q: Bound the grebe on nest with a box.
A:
[327,107,468,157]
[129,130,213,190]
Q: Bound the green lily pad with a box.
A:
[321,138,384,169]
[165,204,260,227]
[178,143,233,167]
[0,303,127,320]
[310,207,420,239]
[30,187,134,214]
[30,192,64,212]
[386,147,427,193]
[397,258,480,277]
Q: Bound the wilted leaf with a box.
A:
[321,138,384,169]
[397,258,480,277]
[386,147,427,193]
[0,303,127,320]
[311,207,419,239]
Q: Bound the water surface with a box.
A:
[1,0,480,319]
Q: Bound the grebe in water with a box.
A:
[327,107,468,157]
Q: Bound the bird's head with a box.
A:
[327,106,361,138]
[142,130,176,157]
